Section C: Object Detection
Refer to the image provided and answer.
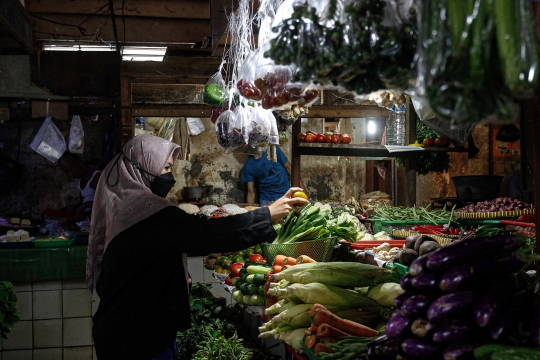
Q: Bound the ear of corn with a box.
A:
[290,262,393,287]
[278,328,309,350]
[264,299,298,316]
[282,282,386,317]
[270,262,319,281]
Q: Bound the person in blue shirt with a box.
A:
[241,146,304,206]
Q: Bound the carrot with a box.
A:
[312,308,379,337]
[273,254,287,266]
[314,343,335,356]
[265,270,272,281]
[304,334,319,350]
[272,265,282,274]
[284,256,297,266]
[310,304,328,317]
[297,255,316,264]
[317,323,351,339]
[308,324,318,333]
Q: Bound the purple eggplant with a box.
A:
[427,291,477,322]
[473,276,517,328]
[400,273,415,292]
[366,335,400,360]
[489,288,533,340]
[412,272,440,292]
[394,292,415,309]
[439,255,525,292]
[401,294,437,318]
[386,314,412,338]
[432,319,480,343]
[401,337,441,358]
[409,254,431,276]
[411,317,435,338]
[425,234,523,271]
[442,341,486,360]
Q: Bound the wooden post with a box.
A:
[291,118,302,187]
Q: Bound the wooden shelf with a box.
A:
[296,143,470,158]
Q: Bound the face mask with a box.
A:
[150,172,176,198]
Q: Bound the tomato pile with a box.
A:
[297,130,352,144]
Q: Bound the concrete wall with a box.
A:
[0,117,108,218]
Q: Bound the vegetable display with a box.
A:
[365,234,537,359]
[457,197,535,214]
[0,281,19,339]
[374,204,453,223]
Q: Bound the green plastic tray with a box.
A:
[33,236,75,248]
[385,262,409,283]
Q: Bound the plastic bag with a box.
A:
[203,69,227,107]
[238,47,309,110]
[267,0,415,99]
[413,0,533,126]
[30,116,67,163]
[68,115,84,154]
[187,117,205,136]
[215,110,236,150]
[228,106,250,153]
[158,118,178,141]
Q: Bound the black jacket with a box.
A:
[93,206,276,360]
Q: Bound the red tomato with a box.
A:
[305,133,316,143]
[435,136,450,147]
[303,89,319,102]
[316,134,326,143]
[249,254,265,263]
[297,132,307,142]
[229,262,243,278]
[225,275,233,286]
[342,133,351,144]
[254,77,265,90]
[289,87,302,101]
[262,94,278,109]
[332,133,342,144]
[275,91,290,105]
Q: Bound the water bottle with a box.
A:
[135,117,147,136]
[386,105,406,145]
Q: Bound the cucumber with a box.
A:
[250,294,265,306]
[246,265,271,275]
[246,274,266,286]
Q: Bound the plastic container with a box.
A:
[33,236,75,248]
[0,241,34,249]
[386,105,406,146]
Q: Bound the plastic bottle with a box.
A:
[135,117,147,136]
[386,105,406,145]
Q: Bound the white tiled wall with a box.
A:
[2,258,233,359]
[0,280,97,360]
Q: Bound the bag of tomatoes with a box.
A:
[237,47,313,111]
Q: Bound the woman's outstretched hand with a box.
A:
[268,188,309,220]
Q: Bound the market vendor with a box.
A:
[57,151,101,218]
[241,145,306,206]
[88,134,308,360]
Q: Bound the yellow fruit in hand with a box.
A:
[292,191,308,199]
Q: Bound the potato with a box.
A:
[419,241,441,256]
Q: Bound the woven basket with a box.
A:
[260,237,337,263]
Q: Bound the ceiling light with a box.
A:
[41,42,115,52]
[121,46,166,61]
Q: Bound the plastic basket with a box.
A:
[32,236,75,248]
[260,237,337,263]
[385,262,409,283]
[301,341,319,360]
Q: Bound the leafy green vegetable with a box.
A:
[0,281,19,339]
[273,204,330,244]
[396,122,450,175]
[193,327,252,360]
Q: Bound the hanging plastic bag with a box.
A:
[30,116,67,163]
[215,110,236,151]
[247,107,271,152]
[158,118,178,141]
[186,117,205,136]
[228,106,250,153]
[203,65,227,107]
[68,115,84,154]
[413,0,530,126]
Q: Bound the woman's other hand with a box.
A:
[268,188,309,220]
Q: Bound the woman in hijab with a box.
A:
[88,135,307,360]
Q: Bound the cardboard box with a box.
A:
[32,101,69,120]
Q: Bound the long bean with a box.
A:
[374,204,453,223]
